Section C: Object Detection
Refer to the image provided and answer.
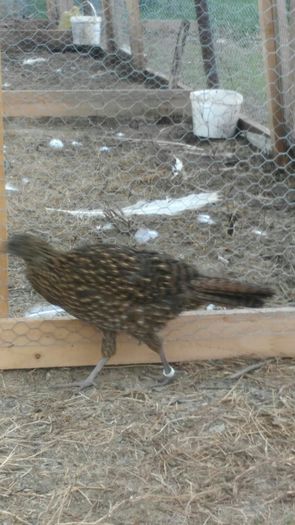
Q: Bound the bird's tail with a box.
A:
[191,277,274,308]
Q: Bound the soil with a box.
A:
[2,48,148,91]
[1,359,295,525]
[4,117,294,316]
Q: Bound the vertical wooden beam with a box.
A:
[46,0,58,22]
[58,0,74,15]
[259,0,289,158]
[169,20,190,89]
[194,0,219,88]
[0,52,9,318]
[276,0,290,107]
[289,0,295,140]
[125,0,145,70]
[101,0,116,53]
[47,0,73,22]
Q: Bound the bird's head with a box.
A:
[2,233,53,264]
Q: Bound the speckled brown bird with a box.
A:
[5,233,273,390]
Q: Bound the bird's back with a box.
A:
[25,241,200,331]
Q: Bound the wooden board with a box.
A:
[0,52,8,317]
[289,0,295,140]
[259,0,289,157]
[2,87,272,139]
[3,89,191,119]
[101,0,116,53]
[0,308,294,370]
[194,0,219,88]
[125,0,145,70]
[237,113,271,137]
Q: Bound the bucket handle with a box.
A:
[81,0,98,17]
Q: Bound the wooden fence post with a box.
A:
[289,0,295,140]
[0,52,9,318]
[259,0,289,158]
[125,0,145,70]
[46,0,59,22]
[194,0,219,88]
[102,0,116,53]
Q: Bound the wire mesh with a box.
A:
[0,1,294,337]
[1,2,295,524]
[2,2,294,316]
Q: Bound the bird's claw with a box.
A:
[153,367,177,389]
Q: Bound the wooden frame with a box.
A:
[125,0,145,70]
[0,15,292,371]
[0,22,274,138]
[194,0,219,88]
[46,0,73,22]
[2,89,190,119]
[289,0,295,139]
[0,308,294,370]
[0,53,8,318]
[259,0,289,157]
[1,90,271,139]
[101,0,116,54]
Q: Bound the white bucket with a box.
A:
[71,15,102,46]
[190,89,243,139]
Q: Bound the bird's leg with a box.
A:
[54,331,116,391]
[140,332,176,386]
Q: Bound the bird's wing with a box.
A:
[70,244,198,305]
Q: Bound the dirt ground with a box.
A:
[4,116,294,316]
[2,48,148,91]
[1,43,295,525]
[1,359,295,525]
[3,113,295,525]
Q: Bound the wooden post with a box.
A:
[125,0,145,70]
[0,52,9,318]
[47,0,73,22]
[101,0,116,54]
[169,20,190,89]
[58,0,73,15]
[46,0,59,23]
[259,0,289,158]
[194,0,219,88]
[289,0,295,140]
[276,0,290,109]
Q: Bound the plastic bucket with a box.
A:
[71,15,102,46]
[190,89,243,139]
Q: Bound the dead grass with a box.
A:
[4,117,294,318]
[1,359,295,524]
[1,43,295,525]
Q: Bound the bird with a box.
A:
[4,233,274,390]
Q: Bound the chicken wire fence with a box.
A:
[0,0,294,339]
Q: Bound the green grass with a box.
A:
[29,0,47,18]
[29,0,260,36]
[140,0,259,35]
[24,0,265,122]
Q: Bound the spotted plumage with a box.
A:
[5,233,274,389]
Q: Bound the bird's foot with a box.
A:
[53,378,96,391]
[153,366,176,389]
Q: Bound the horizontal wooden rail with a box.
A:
[0,24,271,138]
[0,307,294,370]
[2,89,271,138]
[3,89,191,119]
[2,90,271,139]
